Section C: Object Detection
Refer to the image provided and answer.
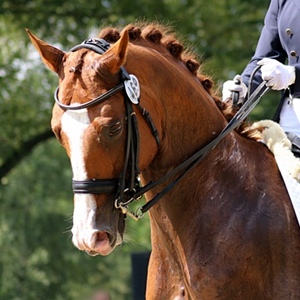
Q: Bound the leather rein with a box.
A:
[54,38,270,221]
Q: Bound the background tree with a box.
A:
[0,0,275,299]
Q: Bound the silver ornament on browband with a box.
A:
[124,74,140,104]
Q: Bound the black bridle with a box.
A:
[54,38,160,219]
[54,38,270,220]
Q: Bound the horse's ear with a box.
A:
[26,29,65,73]
[102,30,129,74]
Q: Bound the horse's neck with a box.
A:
[142,134,258,296]
[145,74,229,176]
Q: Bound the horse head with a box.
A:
[27,28,165,256]
[27,24,227,256]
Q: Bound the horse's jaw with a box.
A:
[71,194,124,256]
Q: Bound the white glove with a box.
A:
[222,75,247,102]
[257,58,295,90]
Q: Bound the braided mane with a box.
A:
[98,23,250,135]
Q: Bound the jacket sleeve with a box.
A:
[241,0,286,93]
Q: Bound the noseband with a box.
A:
[55,38,270,220]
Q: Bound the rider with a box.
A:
[222,0,300,156]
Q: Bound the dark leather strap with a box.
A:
[273,91,288,123]
[138,104,160,146]
[72,179,119,194]
[132,112,141,174]
[70,38,111,54]
[54,84,124,110]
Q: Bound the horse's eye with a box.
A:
[109,122,122,137]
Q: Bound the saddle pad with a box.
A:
[275,156,300,226]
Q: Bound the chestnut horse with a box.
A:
[27,24,300,299]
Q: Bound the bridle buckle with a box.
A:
[114,198,144,221]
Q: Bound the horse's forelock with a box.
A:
[68,50,88,74]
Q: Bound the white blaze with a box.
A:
[61,108,97,250]
[61,109,90,180]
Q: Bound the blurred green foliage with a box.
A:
[0,0,280,299]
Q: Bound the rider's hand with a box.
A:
[222,75,247,103]
[257,58,295,90]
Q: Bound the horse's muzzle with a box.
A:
[72,228,122,256]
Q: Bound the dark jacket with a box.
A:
[241,0,300,120]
